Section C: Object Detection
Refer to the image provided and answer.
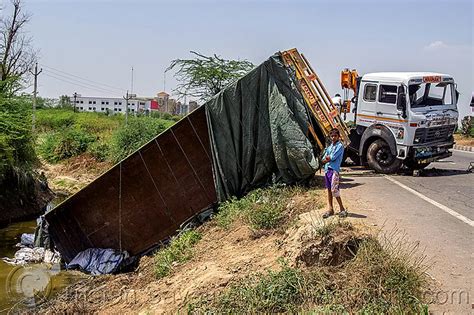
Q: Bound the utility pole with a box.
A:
[130,67,134,95]
[123,90,136,125]
[30,62,42,133]
[73,92,78,112]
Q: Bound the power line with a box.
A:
[43,69,119,94]
[43,72,119,95]
[40,63,126,92]
[43,72,122,96]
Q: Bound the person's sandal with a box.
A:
[322,210,334,219]
[338,210,348,218]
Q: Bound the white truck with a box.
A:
[280,49,459,174]
[342,71,459,173]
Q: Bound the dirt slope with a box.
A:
[41,187,326,313]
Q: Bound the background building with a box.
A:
[72,96,156,115]
[70,92,198,116]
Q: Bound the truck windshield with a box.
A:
[409,82,454,108]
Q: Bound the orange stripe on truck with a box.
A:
[357,114,407,123]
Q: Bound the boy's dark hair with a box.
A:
[329,128,340,136]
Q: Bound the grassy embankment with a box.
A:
[35,108,179,194]
[152,185,430,314]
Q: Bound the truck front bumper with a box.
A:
[409,141,454,164]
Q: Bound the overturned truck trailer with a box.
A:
[46,49,347,262]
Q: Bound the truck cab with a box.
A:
[349,72,458,173]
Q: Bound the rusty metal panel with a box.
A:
[46,106,217,262]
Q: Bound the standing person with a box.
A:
[322,128,347,218]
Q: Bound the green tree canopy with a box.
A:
[166,51,254,102]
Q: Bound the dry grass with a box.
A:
[454,134,474,146]
[190,221,430,314]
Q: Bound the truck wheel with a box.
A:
[367,139,401,173]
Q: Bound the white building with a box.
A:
[72,96,151,114]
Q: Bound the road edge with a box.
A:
[453,144,474,152]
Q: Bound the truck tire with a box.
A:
[366,139,401,174]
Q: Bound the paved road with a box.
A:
[341,150,473,314]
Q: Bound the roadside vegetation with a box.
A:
[460,115,473,138]
[0,95,37,177]
[214,185,311,231]
[36,107,177,165]
[189,216,430,314]
[454,115,474,147]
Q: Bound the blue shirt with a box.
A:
[322,141,344,172]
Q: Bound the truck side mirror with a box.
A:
[397,86,407,118]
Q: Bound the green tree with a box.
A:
[59,95,72,108]
[166,51,254,102]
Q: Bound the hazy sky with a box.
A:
[9,0,474,117]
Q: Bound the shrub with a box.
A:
[38,128,95,163]
[109,117,173,163]
[154,230,201,279]
[36,108,76,131]
[87,140,110,162]
[75,112,122,133]
[0,95,36,176]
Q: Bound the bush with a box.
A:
[75,112,122,133]
[0,95,36,176]
[154,230,201,279]
[87,140,110,162]
[38,128,95,163]
[36,108,76,131]
[109,117,173,163]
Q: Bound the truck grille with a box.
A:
[414,125,455,144]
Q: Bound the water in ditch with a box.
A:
[0,199,84,312]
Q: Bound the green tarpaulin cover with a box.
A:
[205,54,320,201]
